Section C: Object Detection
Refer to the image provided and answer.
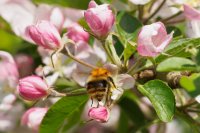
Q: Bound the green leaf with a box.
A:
[180,73,200,97]
[155,38,200,63]
[0,29,22,54]
[118,91,145,127]
[119,13,141,34]
[166,26,182,37]
[123,41,136,62]
[40,95,88,133]
[117,109,129,133]
[138,80,175,122]
[32,0,98,9]
[116,12,142,44]
[156,57,196,72]
[99,0,112,3]
[195,49,200,66]
[113,35,124,56]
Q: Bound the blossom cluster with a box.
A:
[0,0,200,132]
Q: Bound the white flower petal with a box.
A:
[116,74,135,89]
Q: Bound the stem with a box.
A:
[49,89,87,97]
[66,91,87,97]
[179,99,197,109]
[61,43,97,69]
[101,41,116,64]
[144,0,166,24]
[127,56,145,75]
[164,18,185,25]
[148,0,156,12]
[161,11,182,23]
[136,119,161,132]
[186,108,200,113]
[66,49,97,69]
[138,5,144,21]
[50,50,57,68]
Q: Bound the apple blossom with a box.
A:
[88,106,109,122]
[21,107,48,131]
[183,4,200,38]
[84,1,115,39]
[183,4,200,20]
[26,20,61,50]
[17,75,49,101]
[67,23,89,43]
[137,22,173,57]
[34,5,65,31]
[0,51,19,88]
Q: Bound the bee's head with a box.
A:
[90,68,111,78]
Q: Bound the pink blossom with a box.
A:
[88,106,109,122]
[21,107,48,131]
[0,94,16,111]
[0,51,19,88]
[67,23,89,43]
[84,1,115,39]
[26,20,61,50]
[35,5,65,31]
[15,54,34,78]
[17,75,49,101]
[183,4,200,38]
[0,0,35,42]
[183,4,200,20]
[137,22,173,57]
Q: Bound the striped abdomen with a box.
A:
[86,79,108,101]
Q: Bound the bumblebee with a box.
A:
[86,68,116,106]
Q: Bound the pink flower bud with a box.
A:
[21,107,48,131]
[17,75,49,101]
[0,51,19,87]
[183,4,200,20]
[84,1,115,39]
[137,22,173,57]
[26,21,61,50]
[67,23,89,43]
[88,106,109,122]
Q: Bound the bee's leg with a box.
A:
[97,102,100,108]
[90,97,94,107]
[105,87,112,107]
[108,76,117,89]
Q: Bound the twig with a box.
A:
[161,11,182,23]
[144,0,166,24]
[138,5,144,21]
[164,18,185,25]
[65,47,97,69]
[59,42,97,69]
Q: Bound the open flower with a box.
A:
[17,75,49,101]
[84,1,115,39]
[21,107,48,131]
[0,94,16,111]
[26,20,61,50]
[137,22,173,57]
[183,4,200,38]
[88,106,109,122]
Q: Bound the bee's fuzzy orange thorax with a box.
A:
[91,68,110,77]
